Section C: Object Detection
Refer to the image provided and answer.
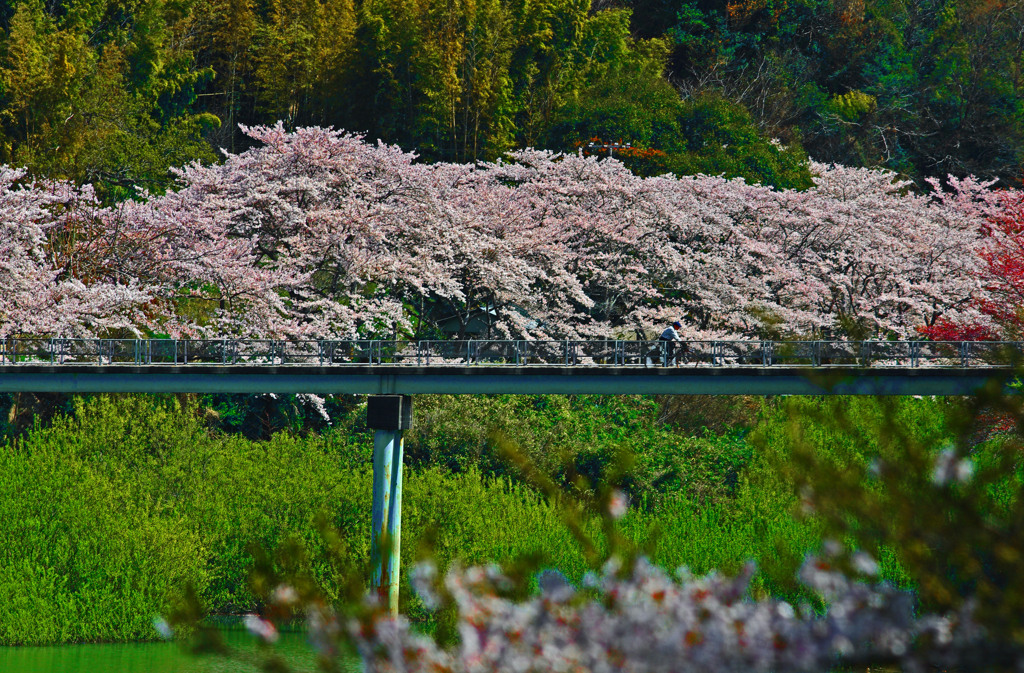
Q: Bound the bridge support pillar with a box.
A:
[367,394,412,615]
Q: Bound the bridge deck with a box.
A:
[0,364,1014,395]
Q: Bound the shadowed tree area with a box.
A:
[629,0,1024,185]
[3,0,1022,194]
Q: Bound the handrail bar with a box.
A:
[0,339,1022,369]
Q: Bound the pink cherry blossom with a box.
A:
[0,126,1005,341]
[348,555,997,673]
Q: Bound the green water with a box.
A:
[0,629,351,673]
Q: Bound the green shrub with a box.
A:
[0,396,602,641]
[0,434,207,645]
[7,393,993,645]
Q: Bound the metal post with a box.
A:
[371,428,402,613]
[367,395,412,615]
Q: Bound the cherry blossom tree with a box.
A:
[479,153,993,339]
[0,125,1005,341]
[145,125,589,339]
[744,165,998,339]
[920,188,1024,341]
[0,167,157,338]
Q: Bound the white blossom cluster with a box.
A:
[343,557,1000,673]
[0,167,157,337]
[0,125,1007,340]
[931,445,975,486]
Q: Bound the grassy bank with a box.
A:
[0,393,977,645]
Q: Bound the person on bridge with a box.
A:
[648,320,687,366]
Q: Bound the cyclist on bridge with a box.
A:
[647,320,687,366]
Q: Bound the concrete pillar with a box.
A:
[367,394,412,614]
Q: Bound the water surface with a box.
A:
[0,628,347,673]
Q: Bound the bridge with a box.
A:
[3,337,1021,612]
[0,337,1021,395]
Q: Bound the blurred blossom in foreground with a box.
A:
[307,603,341,657]
[243,614,279,644]
[151,616,173,640]
[356,557,1002,673]
[608,489,629,519]
[271,584,299,607]
[932,446,975,486]
[851,551,879,576]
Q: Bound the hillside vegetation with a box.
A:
[1,0,1021,198]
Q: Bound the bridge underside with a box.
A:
[0,365,1014,396]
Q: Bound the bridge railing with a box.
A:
[0,338,1022,367]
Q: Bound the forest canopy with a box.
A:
[1,0,1021,197]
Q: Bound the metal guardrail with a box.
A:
[0,338,1021,368]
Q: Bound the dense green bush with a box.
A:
[549,85,813,189]
[4,392,1003,645]
[0,420,208,645]
[0,396,589,643]
[405,394,758,506]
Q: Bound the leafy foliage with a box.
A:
[0,389,896,646]
[0,393,793,644]
[753,387,1024,660]
[555,89,812,188]
[10,387,1024,661]
[0,0,217,198]
[406,395,759,507]
[632,0,1024,185]
[0,401,209,645]
[2,0,1022,192]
